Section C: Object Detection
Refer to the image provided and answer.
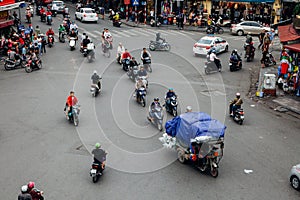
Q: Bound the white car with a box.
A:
[51,1,65,13]
[75,8,98,23]
[193,36,229,56]
[230,21,271,36]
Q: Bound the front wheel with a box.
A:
[165,44,171,51]
[73,115,79,126]
[158,123,162,131]
[291,176,300,190]
[149,44,155,51]
[173,109,177,117]
[177,150,187,164]
[210,168,219,178]
[141,96,146,107]
[92,175,99,183]
[218,28,224,34]
[204,68,209,74]
[25,66,32,73]
[37,62,42,69]
[239,120,243,125]
[4,63,10,70]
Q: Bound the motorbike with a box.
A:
[90,161,106,183]
[229,54,242,72]
[204,60,222,74]
[48,35,54,47]
[149,40,171,51]
[3,54,26,70]
[206,24,224,34]
[46,15,52,25]
[113,19,122,27]
[150,19,161,27]
[165,96,178,117]
[65,104,80,126]
[229,103,244,125]
[59,31,66,43]
[147,105,164,131]
[122,58,131,71]
[87,48,95,62]
[25,58,42,73]
[135,86,147,107]
[244,43,255,62]
[90,81,101,97]
[40,13,46,22]
[142,57,152,73]
[81,47,88,57]
[69,37,76,51]
[263,51,276,67]
[127,65,139,82]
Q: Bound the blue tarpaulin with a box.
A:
[165,112,226,148]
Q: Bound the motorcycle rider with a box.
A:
[113,12,120,21]
[46,9,52,22]
[141,47,151,63]
[137,66,148,87]
[130,57,139,67]
[117,43,125,63]
[81,35,90,52]
[209,49,221,72]
[40,7,46,21]
[27,182,43,200]
[8,47,17,61]
[46,27,55,44]
[91,70,101,90]
[230,92,243,116]
[155,32,164,44]
[65,91,78,119]
[165,88,177,110]
[69,21,78,34]
[58,24,66,41]
[29,49,39,66]
[230,49,242,67]
[149,97,161,122]
[121,49,132,60]
[92,143,107,174]
[18,185,32,200]
[135,77,146,98]
[68,29,78,45]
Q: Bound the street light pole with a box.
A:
[154,0,157,23]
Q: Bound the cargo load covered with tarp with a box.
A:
[165,112,226,148]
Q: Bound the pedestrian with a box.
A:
[263,32,271,51]
[41,34,46,54]
[258,29,265,49]
[268,29,276,47]
[177,11,184,30]
[35,25,40,36]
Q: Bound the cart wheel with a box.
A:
[210,168,218,178]
[177,150,187,164]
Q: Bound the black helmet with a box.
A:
[154,97,159,101]
[232,49,237,54]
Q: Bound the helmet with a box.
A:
[21,185,28,193]
[232,49,237,54]
[186,106,192,112]
[132,57,135,60]
[93,70,97,74]
[28,182,35,190]
[169,88,173,91]
[156,33,160,37]
[49,27,52,30]
[154,97,159,101]
[95,143,101,149]
[236,92,241,97]
[211,49,216,53]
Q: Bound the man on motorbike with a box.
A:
[130,57,139,67]
[141,47,151,63]
[92,143,107,174]
[155,33,164,44]
[27,182,43,200]
[29,49,39,65]
[81,35,90,51]
[46,27,55,43]
[69,21,78,33]
[230,92,243,116]
[46,9,52,20]
[164,88,177,110]
[91,70,101,90]
[209,49,221,72]
[117,43,125,63]
[135,77,146,97]
[230,49,242,66]
[68,29,78,45]
[121,49,132,60]
[65,91,78,119]
[18,185,32,200]
[149,97,161,122]
[113,12,120,21]
[40,7,45,15]
[58,24,66,41]
[137,66,148,87]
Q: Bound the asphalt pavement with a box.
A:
[0,5,299,199]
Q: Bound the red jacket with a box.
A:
[66,96,78,107]
[122,52,132,59]
[46,11,52,16]
[46,30,54,36]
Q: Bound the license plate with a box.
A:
[241,116,244,119]
[90,169,97,174]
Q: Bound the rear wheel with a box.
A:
[25,66,32,73]
[291,176,300,190]
[205,68,209,74]
[92,175,99,183]
[177,150,187,164]
[141,96,146,107]
[149,44,155,51]
[237,30,244,36]
[239,120,243,125]
[37,62,42,69]
[4,63,10,70]
[225,45,228,52]
[158,123,162,131]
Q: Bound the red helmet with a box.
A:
[28,181,35,190]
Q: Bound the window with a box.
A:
[197,39,212,45]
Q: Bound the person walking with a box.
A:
[258,29,266,49]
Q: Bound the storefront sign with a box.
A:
[132,0,139,6]
[0,10,8,22]
[0,0,16,7]
[124,0,130,5]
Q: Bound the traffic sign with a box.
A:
[141,1,146,5]
[132,0,139,6]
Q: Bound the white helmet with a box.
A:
[21,185,28,192]
[93,70,97,74]
[186,106,192,112]
[236,92,241,97]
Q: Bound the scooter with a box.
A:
[69,37,76,51]
[90,160,106,183]
[90,81,101,97]
[122,58,131,71]
[64,104,80,126]
[263,51,276,67]
[3,54,26,70]
[147,105,164,131]
[204,60,222,74]
[229,104,244,125]
[25,58,42,73]
[48,35,54,47]
[127,65,139,82]
[113,19,122,27]
[229,54,242,72]
[46,15,52,25]
[149,40,171,51]
[143,57,152,73]
[135,86,147,107]
[59,31,66,43]
[165,96,178,117]
[206,24,224,34]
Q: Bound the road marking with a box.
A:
[139,29,156,36]
[159,30,177,35]
[110,30,130,37]
[141,29,159,35]
[130,29,150,36]
[121,30,138,36]
[181,31,198,36]
[85,31,98,38]
[170,30,187,36]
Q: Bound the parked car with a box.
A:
[51,1,65,14]
[230,21,271,36]
[75,8,98,23]
[193,36,229,56]
[290,163,300,191]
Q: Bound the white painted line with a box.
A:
[85,31,98,38]
[181,31,197,36]
[110,30,130,38]
[121,30,138,36]
[141,29,159,34]
[170,30,187,36]
[130,29,150,36]
[159,30,177,35]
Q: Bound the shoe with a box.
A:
[218,68,221,72]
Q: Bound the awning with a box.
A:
[284,43,300,52]
[0,20,14,29]
[0,1,26,12]
[278,24,300,43]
